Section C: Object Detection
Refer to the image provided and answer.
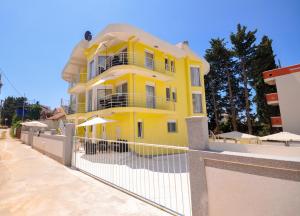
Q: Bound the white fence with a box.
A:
[72,136,192,216]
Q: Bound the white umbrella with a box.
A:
[217,131,258,140]
[260,132,300,142]
[77,117,115,127]
[21,121,48,128]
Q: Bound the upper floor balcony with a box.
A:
[265,93,279,106]
[87,93,175,113]
[68,73,87,93]
[271,116,282,128]
[61,99,85,115]
[88,52,175,83]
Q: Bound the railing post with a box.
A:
[185,116,209,216]
[64,123,75,166]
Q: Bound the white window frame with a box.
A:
[145,50,154,70]
[190,66,201,86]
[192,91,203,113]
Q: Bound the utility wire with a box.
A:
[0,67,23,97]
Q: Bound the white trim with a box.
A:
[167,120,177,123]
[144,49,154,54]
[96,85,113,90]
[145,81,155,87]
[116,80,128,86]
[192,91,202,94]
[190,65,200,68]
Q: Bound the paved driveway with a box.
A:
[0,130,170,216]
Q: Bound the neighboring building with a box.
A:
[61,24,209,146]
[263,64,300,134]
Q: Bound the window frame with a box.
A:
[190,66,201,86]
[167,120,177,133]
[166,87,171,101]
[137,121,143,138]
[192,92,203,113]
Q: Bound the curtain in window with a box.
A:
[190,67,201,86]
[192,93,202,113]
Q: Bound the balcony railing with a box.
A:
[68,73,87,89]
[266,93,279,105]
[92,93,175,112]
[61,99,85,114]
[88,52,175,80]
[271,116,282,127]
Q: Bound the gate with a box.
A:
[72,136,192,216]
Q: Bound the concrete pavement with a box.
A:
[0,130,170,216]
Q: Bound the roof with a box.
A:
[62,24,210,81]
[260,132,300,142]
[263,64,300,80]
[47,107,66,120]
[217,131,258,140]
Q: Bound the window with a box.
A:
[166,88,171,101]
[165,58,169,71]
[192,93,202,113]
[190,67,201,86]
[87,90,93,112]
[98,56,106,74]
[116,82,128,94]
[172,89,177,102]
[88,60,95,80]
[170,60,175,72]
[145,51,154,70]
[167,121,177,133]
[137,121,143,138]
[146,85,155,108]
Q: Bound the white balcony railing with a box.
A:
[91,93,175,112]
[88,52,175,80]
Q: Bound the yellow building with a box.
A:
[62,24,209,147]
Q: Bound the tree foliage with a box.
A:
[205,24,278,135]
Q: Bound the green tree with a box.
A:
[28,102,42,120]
[1,96,27,126]
[205,38,242,132]
[251,36,277,134]
[205,39,225,133]
[230,24,257,134]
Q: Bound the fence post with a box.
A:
[28,128,34,146]
[186,116,209,216]
[64,123,75,166]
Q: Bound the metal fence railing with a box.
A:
[72,136,192,216]
[88,52,175,80]
[93,93,175,112]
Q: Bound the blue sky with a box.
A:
[0,0,299,108]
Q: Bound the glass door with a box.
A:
[146,85,155,108]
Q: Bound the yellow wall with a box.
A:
[68,39,207,149]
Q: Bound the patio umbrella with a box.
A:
[76,117,115,127]
[217,131,258,140]
[260,132,300,142]
[21,121,48,128]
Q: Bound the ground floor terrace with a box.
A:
[68,111,189,148]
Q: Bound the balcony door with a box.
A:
[146,85,155,108]
[98,56,107,75]
[97,87,112,110]
[145,51,154,70]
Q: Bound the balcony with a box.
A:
[271,116,282,127]
[87,93,175,113]
[62,100,85,115]
[88,52,175,82]
[265,93,279,106]
[68,73,87,93]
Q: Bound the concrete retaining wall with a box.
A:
[20,131,28,144]
[20,124,75,166]
[32,134,66,164]
[186,117,300,216]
